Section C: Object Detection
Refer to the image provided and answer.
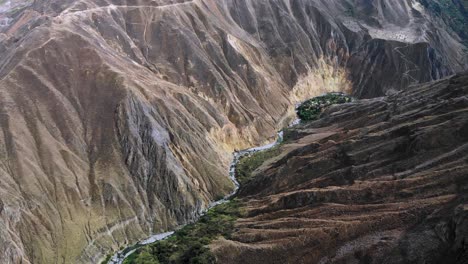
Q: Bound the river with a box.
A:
[107,130,286,264]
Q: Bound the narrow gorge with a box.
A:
[0,0,467,263]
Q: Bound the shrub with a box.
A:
[100,254,112,264]
[296,93,352,121]
[235,147,281,185]
[124,200,243,264]
[135,250,160,264]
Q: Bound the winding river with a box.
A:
[107,130,286,264]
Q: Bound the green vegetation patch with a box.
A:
[100,254,112,264]
[296,93,352,121]
[123,199,244,264]
[235,146,281,185]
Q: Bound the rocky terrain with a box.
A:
[212,72,468,264]
[0,0,467,263]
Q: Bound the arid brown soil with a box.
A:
[0,0,467,263]
[212,73,468,264]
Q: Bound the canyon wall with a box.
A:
[0,0,466,262]
[213,72,468,264]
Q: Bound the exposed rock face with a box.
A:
[0,0,466,263]
[212,73,468,264]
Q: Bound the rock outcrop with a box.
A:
[0,0,467,263]
[212,73,468,264]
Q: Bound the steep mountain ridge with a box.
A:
[0,0,466,263]
[212,72,468,264]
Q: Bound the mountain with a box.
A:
[211,72,468,264]
[0,0,467,263]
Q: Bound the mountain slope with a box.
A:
[212,72,468,264]
[0,0,467,263]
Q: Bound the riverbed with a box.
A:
[107,131,285,264]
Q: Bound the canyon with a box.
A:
[212,72,468,264]
[0,0,467,263]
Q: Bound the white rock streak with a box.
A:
[60,1,194,17]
